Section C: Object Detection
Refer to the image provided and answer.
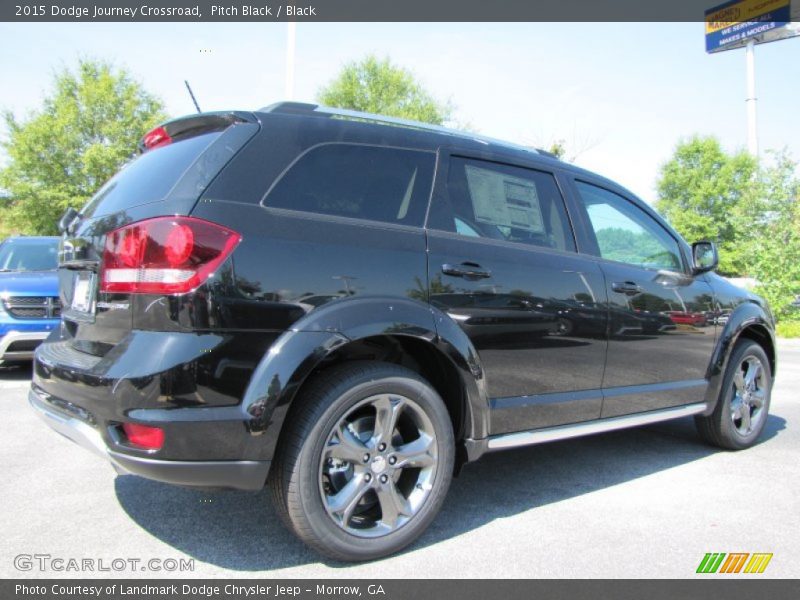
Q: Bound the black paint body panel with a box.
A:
[31,107,776,489]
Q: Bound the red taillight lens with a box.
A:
[164,223,194,267]
[122,423,164,450]
[118,227,146,267]
[142,126,172,150]
[100,216,241,294]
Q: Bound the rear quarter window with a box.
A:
[81,131,223,219]
[263,143,436,227]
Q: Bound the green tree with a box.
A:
[657,137,800,321]
[547,140,567,160]
[0,59,166,234]
[747,151,800,321]
[317,55,452,125]
[656,136,758,275]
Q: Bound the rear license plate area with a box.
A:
[70,271,96,315]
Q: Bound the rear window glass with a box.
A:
[263,144,436,227]
[81,132,222,219]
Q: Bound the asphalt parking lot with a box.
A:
[2,340,798,579]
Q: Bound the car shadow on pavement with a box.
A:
[114,413,786,571]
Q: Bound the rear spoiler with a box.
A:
[138,111,257,153]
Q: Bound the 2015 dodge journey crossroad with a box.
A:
[31,103,776,561]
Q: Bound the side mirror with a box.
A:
[58,207,79,234]
[691,241,718,274]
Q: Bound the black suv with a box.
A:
[32,103,776,561]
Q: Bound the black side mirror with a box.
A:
[58,207,79,234]
[692,241,718,274]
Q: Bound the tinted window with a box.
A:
[433,157,575,252]
[264,144,436,227]
[575,181,682,271]
[0,239,59,272]
[81,132,223,219]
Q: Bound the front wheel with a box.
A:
[268,362,454,561]
[695,339,772,450]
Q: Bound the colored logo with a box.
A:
[697,552,773,574]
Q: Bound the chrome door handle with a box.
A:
[442,263,492,280]
[611,281,642,296]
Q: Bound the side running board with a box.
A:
[486,403,707,451]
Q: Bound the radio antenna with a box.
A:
[184,80,202,113]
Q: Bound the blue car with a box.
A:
[0,236,61,363]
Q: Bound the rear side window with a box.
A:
[81,132,223,219]
[263,144,436,227]
[431,157,576,252]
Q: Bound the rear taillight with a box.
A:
[122,423,164,450]
[100,216,241,294]
[142,126,172,150]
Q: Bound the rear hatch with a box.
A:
[58,112,258,357]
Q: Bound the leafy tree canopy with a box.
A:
[656,136,799,320]
[656,136,758,274]
[746,152,800,320]
[317,55,452,125]
[0,59,166,235]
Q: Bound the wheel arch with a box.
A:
[239,296,490,466]
[703,301,776,415]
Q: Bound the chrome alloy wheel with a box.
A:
[730,355,767,436]
[319,393,438,537]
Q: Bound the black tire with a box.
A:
[268,361,455,561]
[695,339,772,450]
[553,317,573,336]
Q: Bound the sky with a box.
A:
[0,21,798,204]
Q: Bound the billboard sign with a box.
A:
[705,0,798,53]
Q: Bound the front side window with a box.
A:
[264,144,435,227]
[574,181,682,271]
[433,157,575,252]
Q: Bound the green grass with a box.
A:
[776,321,800,339]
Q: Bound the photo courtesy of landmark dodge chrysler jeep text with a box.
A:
[31,104,776,561]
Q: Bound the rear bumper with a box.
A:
[29,386,270,491]
[32,329,274,462]
[0,330,51,361]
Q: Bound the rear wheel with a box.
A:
[268,362,454,561]
[695,339,772,450]
[553,317,573,336]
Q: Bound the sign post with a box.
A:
[705,0,799,156]
[285,21,296,100]
[745,39,757,155]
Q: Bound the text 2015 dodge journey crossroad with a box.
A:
[32,103,776,561]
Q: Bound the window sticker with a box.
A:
[465,164,545,233]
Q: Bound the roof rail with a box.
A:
[259,101,540,156]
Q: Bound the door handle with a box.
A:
[611,281,642,296]
[442,263,492,280]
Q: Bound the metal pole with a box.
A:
[285,22,296,100]
[745,39,758,156]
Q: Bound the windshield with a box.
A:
[0,239,59,272]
